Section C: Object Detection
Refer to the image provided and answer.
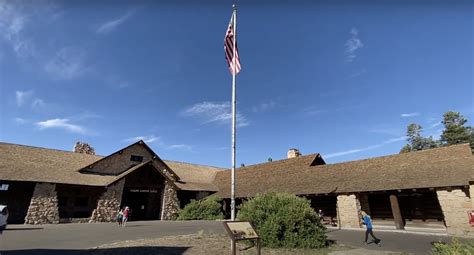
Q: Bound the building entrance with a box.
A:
[121,187,162,221]
[120,165,165,221]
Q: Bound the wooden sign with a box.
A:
[224,221,259,240]
[223,221,261,255]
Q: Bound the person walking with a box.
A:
[360,210,381,246]
[116,208,123,227]
[122,206,129,227]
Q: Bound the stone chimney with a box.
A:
[73,141,96,155]
[287,148,301,159]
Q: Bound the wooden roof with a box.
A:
[0,142,223,190]
[0,142,110,186]
[1,142,472,196]
[165,160,224,191]
[213,144,474,198]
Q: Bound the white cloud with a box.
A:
[0,1,58,59]
[344,28,363,62]
[182,101,249,127]
[349,69,367,78]
[324,136,405,159]
[96,10,135,34]
[69,112,102,122]
[252,100,276,113]
[401,112,420,117]
[35,118,87,134]
[14,117,27,124]
[15,90,34,106]
[426,129,443,140]
[15,90,46,110]
[123,135,160,144]
[429,122,442,128]
[0,1,34,58]
[31,98,45,109]
[302,106,327,116]
[168,144,192,151]
[104,75,130,89]
[44,46,87,80]
[369,125,403,137]
[302,105,355,117]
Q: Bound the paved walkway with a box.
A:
[0,221,471,254]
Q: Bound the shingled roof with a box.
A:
[0,142,110,186]
[0,142,224,190]
[2,142,472,195]
[213,144,474,198]
[165,160,224,191]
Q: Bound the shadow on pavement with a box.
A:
[2,246,190,255]
[4,227,44,231]
[120,225,147,228]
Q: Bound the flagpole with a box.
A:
[230,4,237,222]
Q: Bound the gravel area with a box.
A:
[90,232,408,255]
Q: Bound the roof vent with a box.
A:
[288,148,301,159]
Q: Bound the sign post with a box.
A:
[223,221,261,255]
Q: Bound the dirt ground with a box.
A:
[90,232,406,255]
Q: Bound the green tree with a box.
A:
[440,111,472,147]
[400,124,439,153]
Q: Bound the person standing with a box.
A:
[360,211,381,245]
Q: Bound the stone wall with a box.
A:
[437,188,473,236]
[24,183,60,224]
[161,181,179,220]
[90,179,125,223]
[337,194,361,228]
[471,185,474,210]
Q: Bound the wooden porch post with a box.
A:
[389,194,404,230]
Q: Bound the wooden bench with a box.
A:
[322,216,337,226]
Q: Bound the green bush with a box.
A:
[177,195,224,220]
[431,239,474,255]
[237,192,327,249]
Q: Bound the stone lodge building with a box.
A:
[0,141,473,236]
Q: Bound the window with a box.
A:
[130,155,143,162]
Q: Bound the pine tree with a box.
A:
[440,111,473,151]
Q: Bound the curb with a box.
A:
[326,226,449,237]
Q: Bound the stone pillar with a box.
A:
[161,181,179,220]
[337,194,361,228]
[24,183,60,224]
[359,193,371,216]
[389,195,404,230]
[437,188,473,236]
[90,179,125,223]
[470,185,474,210]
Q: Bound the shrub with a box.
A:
[431,239,474,255]
[177,195,224,220]
[237,192,327,249]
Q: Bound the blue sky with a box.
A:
[0,0,472,168]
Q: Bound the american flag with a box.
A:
[224,14,241,75]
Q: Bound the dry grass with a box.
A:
[91,232,351,255]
